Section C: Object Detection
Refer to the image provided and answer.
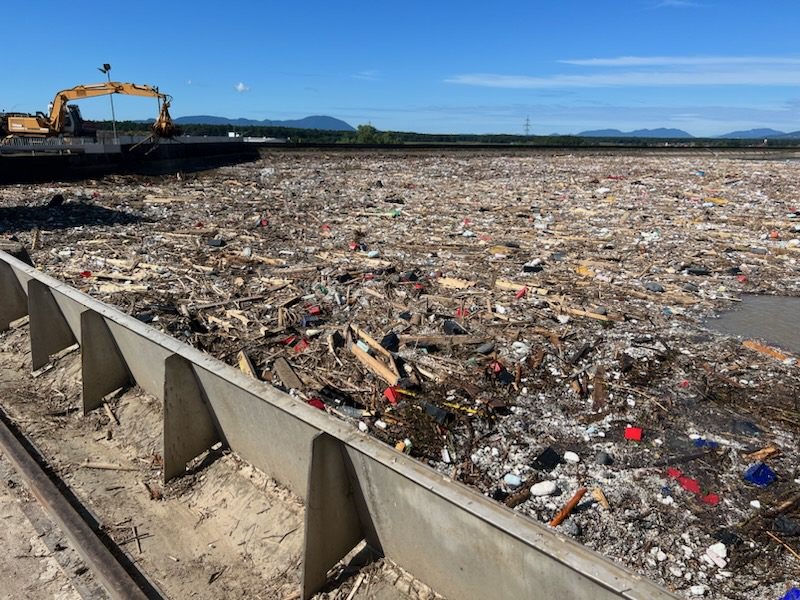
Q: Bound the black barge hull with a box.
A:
[0,140,260,184]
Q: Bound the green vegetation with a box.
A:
[91,120,348,142]
[90,120,800,148]
[346,124,399,144]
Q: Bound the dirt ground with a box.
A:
[0,452,84,600]
[1,149,799,599]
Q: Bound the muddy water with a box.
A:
[705,294,800,354]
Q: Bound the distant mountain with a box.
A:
[717,128,786,139]
[173,115,355,131]
[716,129,800,139]
[579,128,693,138]
[577,129,625,137]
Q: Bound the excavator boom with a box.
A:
[2,81,177,140]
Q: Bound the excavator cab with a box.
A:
[28,105,95,139]
[61,105,93,137]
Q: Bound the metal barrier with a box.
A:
[0,250,677,600]
[0,135,97,151]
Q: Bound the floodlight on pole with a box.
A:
[98,63,118,144]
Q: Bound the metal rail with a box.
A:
[0,406,152,600]
[0,250,678,600]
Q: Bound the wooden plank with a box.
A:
[191,294,267,311]
[350,325,394,361]
[437,277,476,290]
[742,340,790,362]
[273,357,304,389]
[350,344,399,386]
[237,350,258,379]
[494,279,548,295]
[559,307,624,322]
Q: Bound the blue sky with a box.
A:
[4,0,800,136]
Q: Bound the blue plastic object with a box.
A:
[694,438,720,449]
[300,315,321,328]
[779,587,800,600]
[744,462,777,487]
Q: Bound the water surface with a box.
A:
[706,294,800,355]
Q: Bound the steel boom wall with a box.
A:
[0,250,677,600]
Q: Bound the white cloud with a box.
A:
[352,70,379,81]
[446,57,800,88]
[561,56,800,67]
[446,71,800,88]
[234,82,250,93]
[655,0,703,7]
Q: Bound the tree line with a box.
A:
[90,120,800,148]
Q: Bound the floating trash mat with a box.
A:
[705,294,800,355]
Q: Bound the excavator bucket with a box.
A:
[152,102,179,138]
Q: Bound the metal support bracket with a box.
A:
[302,432,370,600]
[80,310,132,414]
[28,280,77,371]
[0,261,27,331]
[162,355,220,481]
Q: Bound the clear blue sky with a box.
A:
[4,0,800,136]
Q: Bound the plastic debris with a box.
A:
[780,588,800,600]
[666,468,721,505]
[703,542,727,568]
[744,463,777,487]
[694,438,720,449]
[624,426,643,441]
[475,342,495,355]
[384,387,400,405]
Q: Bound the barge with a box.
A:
[0,136,261,183]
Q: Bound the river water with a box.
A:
[705,294,800,355]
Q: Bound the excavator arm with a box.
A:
[48,82,177,137]
[3,81,177,139]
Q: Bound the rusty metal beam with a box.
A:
[0,407,153,600]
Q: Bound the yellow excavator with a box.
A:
[1,81,177,141]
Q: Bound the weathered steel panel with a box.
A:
[162,355,220,481]
[28,280,77,370]
[0,260,27,331]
